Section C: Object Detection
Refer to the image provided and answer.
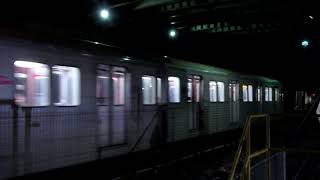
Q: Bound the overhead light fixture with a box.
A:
[301,40,309,48]
[99,9,110,20]
[122,56,131,61]
[169,29,177,38]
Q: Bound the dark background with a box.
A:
[1,0,319,91]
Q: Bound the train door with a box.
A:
[188,75,201,129]
[229,81,239,123]
[111,67,127,144]
[97,65,126,146]
[140,75,163,147]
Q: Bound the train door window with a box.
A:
[96,65,110,105]
[168,76,180,103]
[230,83,237,102]
[275,88,279,102]
[52,65,80,106]
[112,69,125,105]
[209,81,217,102]
[157,78,162,103]
[194,76,201,102]
[217,82,225,102]
[268,87,273,101]
[265,87,269,102]
[14,61,50,106]
[188,75,201,102]
[187,78,192,102]
[242,85,248,102]
[257,87,261,102]
[242,84,253,102]
[142,75,156,105]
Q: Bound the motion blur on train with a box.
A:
[0,37,283,179]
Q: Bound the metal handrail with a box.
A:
[229,96,320,180]
[228,116,251,180]
[228,114,270,180]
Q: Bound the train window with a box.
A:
[113,71,125,105]
[52,65,80,106]
[242,85,248,102]
[217,82,225,102]
[264,87,273,102]
[187,78,192,102]
[157,78,162,103]
[168,76,180,103]
[268,87,273,101]
[248,85,253,102]
[264,87,268,101]
[265,87,269,101]
[275,88,279,102]
[96,65,110,105]
[209,81,217,102]
[257,87,261,102]
[14,61,50,107]
[142,75,156,105]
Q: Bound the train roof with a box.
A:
[166,57,280,85]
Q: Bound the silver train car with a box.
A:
[0,38,282,179]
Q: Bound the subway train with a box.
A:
[0,37,282,179]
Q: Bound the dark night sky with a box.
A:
[1,0,320,90]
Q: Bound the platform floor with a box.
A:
[10,129,241,180]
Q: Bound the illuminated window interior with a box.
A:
[269,87,273,101]
[265,87,273,102]
[243,84,253,102]
[217,81,225,102]
[187,78,192,102]
[242,85,248,102]
[275,88,279,102]
[187,75,201,103]
[209,81,217,102]
[52,65,80,106]
[168,76,180,103]
[257,87,261,102]
[248,85,253,102]
[194,76,201,102]
[14,61,50,107]
[229,83,237,102]
[142,75,156,104]
[113,71,125,105]
[157,78,162,103]
[96,65,110,105]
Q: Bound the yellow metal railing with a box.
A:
[228,114,271,180]
[229,94,320,180]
